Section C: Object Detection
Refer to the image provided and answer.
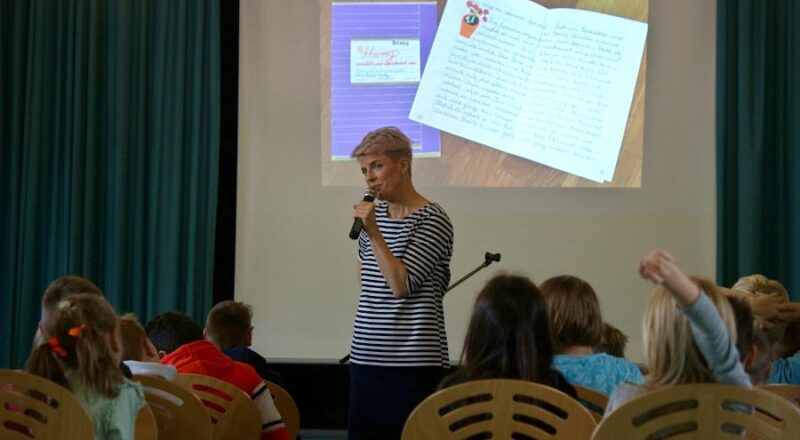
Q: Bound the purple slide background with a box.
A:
[331,2,440,159]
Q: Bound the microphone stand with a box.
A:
[339,251,502,364]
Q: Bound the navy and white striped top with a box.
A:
[351,201,454,367]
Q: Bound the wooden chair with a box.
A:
[572,384,608,422]
[0,369,94,439]
[175,373,261,440]
[134,403,158,440]
[593,383,800,440]
[759,384,800,407]
[264,380,300,440]
[133,374,212,440]
[401,379,596,439]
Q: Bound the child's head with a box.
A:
[119,313,160,362]
[205,301,253,350]
[458,273,554,382]
[26,294,123,398]
[725,295,755,364]
[643,277,736,387]
[732,274,789,344]
[777,322,800,359]
[746,329,774,385]
[596,323,629,358]
[39,276,103,338]
[146,312,203,357]
[539,275,603,353]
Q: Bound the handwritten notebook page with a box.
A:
[410,0,647,182]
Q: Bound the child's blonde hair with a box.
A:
[732,274,789,344]
[643,277,736,388]
[26,294,123,398]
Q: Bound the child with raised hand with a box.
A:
[606,250,750,414]
[25,294,145,440]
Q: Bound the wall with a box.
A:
[236,0,717,363]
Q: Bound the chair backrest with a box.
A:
[593,383,800,440]
[174,373,261,440]
[572,384,608,422]
[134,403,158,440]
[264,380,300,440]
[133,374,212,440]
[0,369,94,439]
[759,384,800,407]
[402,379,596,440]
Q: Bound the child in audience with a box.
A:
[732,274,800,385]
[439,273,576,398]
[204,300,281,384]
[596,323,629,359]
[726,296,774,385]
[606,250,750,414]
[541,275,643,396]
[25,294,144,440]
[34,275,102,347]
[146,311,289,440]
[119,313,177,380]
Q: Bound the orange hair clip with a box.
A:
[48,337,67,358]
[68,324,87,337]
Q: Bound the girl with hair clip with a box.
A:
[439,273,577,397]
[25,294,144,440]
[605,250,751,414]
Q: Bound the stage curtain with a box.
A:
[717,0,800,299]
[0,0,220,367]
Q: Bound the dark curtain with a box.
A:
[1,0,221,367]
[717,0,800,299]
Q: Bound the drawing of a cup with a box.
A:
[460,15,479,38]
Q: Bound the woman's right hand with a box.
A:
[353,200,378,236]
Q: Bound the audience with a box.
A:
[596,323,629,359]
[146,311,289,440]
[204,300,281,384]
[726,296,774,385]
[119,313,177,380]
[25,294,144,440]
[541,275,643,396]
[439,273,577,398]
[605,250,751,414]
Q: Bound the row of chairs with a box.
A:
[0,369,300,440]
[402,379,800,439]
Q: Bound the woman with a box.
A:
[349,127,454,439]
[439,273,576,397]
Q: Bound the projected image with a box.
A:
[321,0,649,188]
[328,2,441,161]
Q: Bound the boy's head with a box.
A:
[732,274,790,344]
[204,300,254,350]
[119,313,159,362]
[596,323,629,358]
[145,312,203,358]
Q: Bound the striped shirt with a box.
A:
[351,201,453,367]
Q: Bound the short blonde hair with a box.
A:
[733,274,789,344]
[350,127,413,174]
[643,277,736,388]
[119,313,148,361]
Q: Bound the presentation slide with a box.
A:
[321,0,649,188]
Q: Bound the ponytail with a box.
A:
[25,342,69,390]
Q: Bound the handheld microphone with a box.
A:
[349,189,375,239]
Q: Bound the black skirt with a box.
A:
[348,364,448,440]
